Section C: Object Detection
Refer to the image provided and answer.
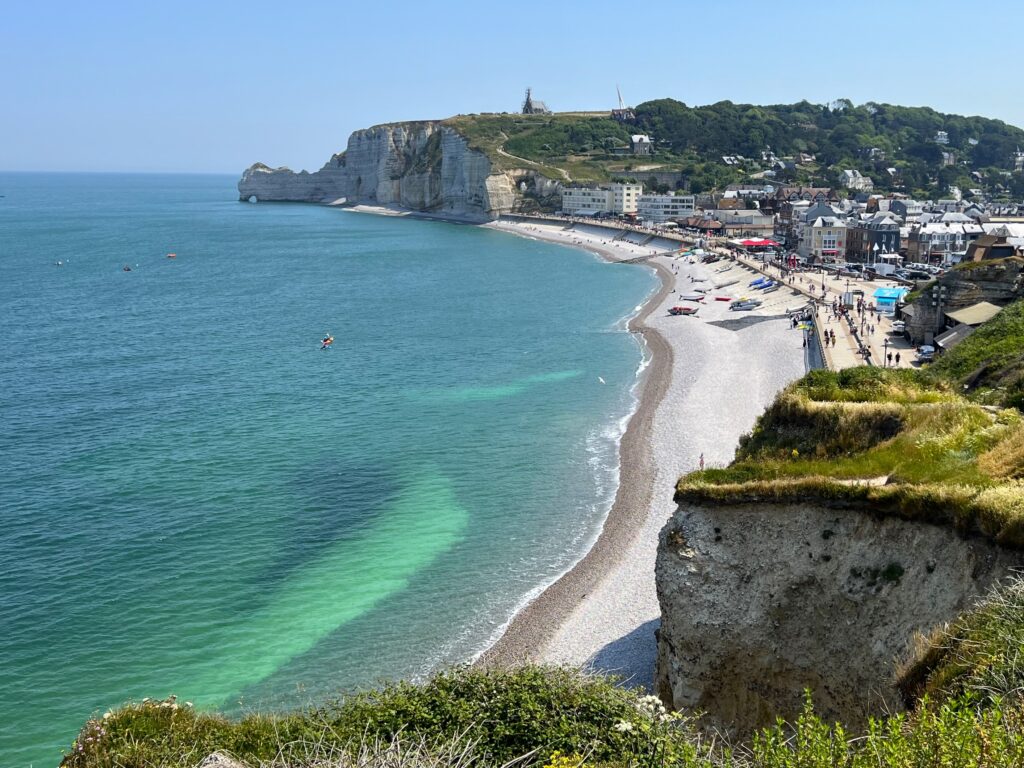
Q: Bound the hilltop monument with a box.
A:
[522,88,551,115]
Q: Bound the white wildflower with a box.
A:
[612,720,635,733]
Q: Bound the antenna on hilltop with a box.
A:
[617,84,625,110]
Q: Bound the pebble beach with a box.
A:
[478,218,810,687]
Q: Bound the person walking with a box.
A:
[887,351,894,366]
[699,453,705,471]
[895,352,901,366]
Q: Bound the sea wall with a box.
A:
[655,499,1021,736]
[237,123,518,221]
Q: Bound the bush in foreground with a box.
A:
[61,667,709,768]
[63,662,1024,768]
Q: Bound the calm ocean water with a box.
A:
[0,173,656,767]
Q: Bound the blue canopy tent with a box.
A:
[873,286,908,311]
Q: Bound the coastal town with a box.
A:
[541,162,1023,370]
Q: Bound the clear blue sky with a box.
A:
[4,0,1023,174]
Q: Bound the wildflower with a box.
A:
[613,720,635,733]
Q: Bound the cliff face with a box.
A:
[655,500,1021,736]
[237,123,517,221]
[904,257,1024,342]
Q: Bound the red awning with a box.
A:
[740,238,780,247]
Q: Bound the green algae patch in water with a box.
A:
[179,469,469,707]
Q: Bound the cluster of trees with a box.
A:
[502,118,633,158]
[633,98,1024,197]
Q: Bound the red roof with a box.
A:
[740,238,780,247]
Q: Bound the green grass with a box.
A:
[443,113,679,184]
[898,575,1024,710]
[678,366,1024,545]
[64,665,1024,768]
[60,667,706,768]
[927,296,1024,409]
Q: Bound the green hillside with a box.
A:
[446,100,1024,199]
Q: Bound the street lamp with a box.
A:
[931,284,948,342]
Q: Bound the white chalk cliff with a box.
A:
[238,122,518,221]
[655,499,1021,736]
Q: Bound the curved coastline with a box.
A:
[476,226,675,668]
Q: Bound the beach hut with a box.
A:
[873,286,908,313]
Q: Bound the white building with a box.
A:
[840,169,874,192]
[631,135,653,155]
[637,192,695,223]
[561,183,643,215]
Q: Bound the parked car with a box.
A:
[890,320,906,334]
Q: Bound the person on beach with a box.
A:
[699,453,704,470]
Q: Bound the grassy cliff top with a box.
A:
[441,99,1024,197]
[676,299,1024,545]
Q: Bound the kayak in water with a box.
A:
[320,334,334,350]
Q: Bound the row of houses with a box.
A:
[559,181,1024,259]
[769,187,1024,265]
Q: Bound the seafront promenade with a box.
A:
[727,250,918,370]
[501,214,920,373]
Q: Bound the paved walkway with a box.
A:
[725,250,917,371]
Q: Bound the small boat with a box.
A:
[730,302,757,311]
[122,265,132,272]
[714,296,733,302]
[668,305,699,316]
[167,253,177,259]
[680,293,705,302]
[762,284,780,293]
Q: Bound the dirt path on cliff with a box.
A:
[494,133,571,181]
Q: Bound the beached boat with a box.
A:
[668,305,699,316]
[680,293,705,302]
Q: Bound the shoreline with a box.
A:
[474,218,809,686]
[475,224,675,669]
[327,204,809,684]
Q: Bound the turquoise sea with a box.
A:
[0,173,657,767]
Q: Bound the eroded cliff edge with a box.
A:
[653,352,1024,738]
[655,498,1020,736]
[237,122,519,221]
